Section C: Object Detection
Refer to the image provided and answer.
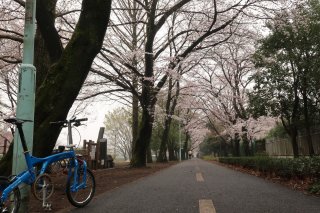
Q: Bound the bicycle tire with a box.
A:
[66,168,95,208]
[0,177,20,213]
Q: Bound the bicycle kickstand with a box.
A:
[42,182,52,211]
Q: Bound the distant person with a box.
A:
[188,150,192,159]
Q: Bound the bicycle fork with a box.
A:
[68,159,88,192]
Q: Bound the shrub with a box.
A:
[218,157,320,179]
[309,181,320,194]
[202,155,218,161]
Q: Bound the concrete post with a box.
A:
[12,0,36,211]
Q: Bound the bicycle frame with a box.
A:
[0,151,77,203]
[0,120,88,205]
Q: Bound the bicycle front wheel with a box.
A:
[0,177,20,213]
[66,169,95,208]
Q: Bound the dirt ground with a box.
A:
[29,161,177,212]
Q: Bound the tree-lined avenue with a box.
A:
[67,159,320,213]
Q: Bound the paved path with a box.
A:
[67,158,320,213]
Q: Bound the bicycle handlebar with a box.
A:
[50,118,88,126]
[74,118,88,122]
[4,117,33,125]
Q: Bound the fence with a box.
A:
[78,138,113,170]
[266,132,320,156]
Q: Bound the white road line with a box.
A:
[196,172,204,182]
[199,199,216,213]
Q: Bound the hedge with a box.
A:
[218,157,320,179]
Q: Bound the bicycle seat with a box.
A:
[4,117,33,124]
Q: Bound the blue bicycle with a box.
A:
[0,117,95,213]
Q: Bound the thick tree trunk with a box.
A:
[34,28,51,88]
[130,107,154,167]
[168,142,176,161]
[33,0,112,157]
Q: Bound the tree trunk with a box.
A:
[158,77,180,162]
[302,79,314,156]
[234,133,240,157]
[130,106,155,167]
[0,143,13,176]
[33,0,112,157]
[131,4,139,149]
[182,132,190,160]
[132,78,139,147]
[34,28,51,88]
[158,119,169,162]
[168,142,176,161]
[241,127,250,156]
[130,9,157,167]
[147,145,153,163]
[289,125,299,158]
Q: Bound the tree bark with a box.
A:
[34,28,51,88]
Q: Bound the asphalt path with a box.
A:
[66,158,320,213]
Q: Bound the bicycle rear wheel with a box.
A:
[0,177,20,213]
[66,169,95,208]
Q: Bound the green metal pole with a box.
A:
[12,0,36,211]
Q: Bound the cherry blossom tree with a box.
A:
[126,0,277,166]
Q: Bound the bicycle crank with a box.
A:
[32,173,54,201]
